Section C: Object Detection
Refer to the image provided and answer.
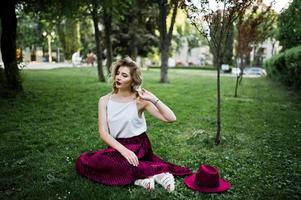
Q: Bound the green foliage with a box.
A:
[79,19,95,58]
[265,52,285,79]
[277,0,301,50]
[17,0,82,61]
[19,0,81,19]
[63,18,81,59]
[1,68,301,199]
[16,11,44,52]
[174,20,207,59]
[265,45,301,88]
[209,11,234,67]
[111,0,159,58]
[235,5,278,68]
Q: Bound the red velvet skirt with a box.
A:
[75,132,192,186]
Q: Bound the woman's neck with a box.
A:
[116,89,134,98]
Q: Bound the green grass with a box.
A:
[1,67,300,200]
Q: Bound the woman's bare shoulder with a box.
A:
[99,92,112,104]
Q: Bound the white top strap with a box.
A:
[106,97,147,138]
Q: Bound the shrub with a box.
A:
[285,46,301,87]
[264,45,301,88]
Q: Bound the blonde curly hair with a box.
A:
[111,57,142,94]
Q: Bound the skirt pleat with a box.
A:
[75,133,192,186]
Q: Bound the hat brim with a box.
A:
[184,174,231,193]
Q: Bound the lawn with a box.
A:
[0,67,300,200]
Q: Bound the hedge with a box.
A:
[264,45,301,88]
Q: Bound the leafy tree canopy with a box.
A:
[277,0,301,50]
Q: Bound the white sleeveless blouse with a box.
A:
[107,96,147,138]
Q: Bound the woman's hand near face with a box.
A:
[138,89,177,123]
[138,89,157,103]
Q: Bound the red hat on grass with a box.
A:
[184,164,231,193]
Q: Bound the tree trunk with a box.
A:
[129,18,138,61]
[158,0,178,83]
[91,9,105,82]
[245,53,251,66]
[234,76,239,97]
[239,73,244,84]
[215,60,221,145]
[0,0,22,91]
[223,24,234,65]
[158,0,168,83]
[234,56,244,96]
[239,56,244,85]
[160,44,169,83]
[252,45,257,65]
[130,44,138,61]
[104,7,112,74]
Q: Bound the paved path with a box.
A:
[23,62,87,69]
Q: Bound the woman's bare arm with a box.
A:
[139,89,176,123]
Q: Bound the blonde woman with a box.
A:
[75,57,192,192]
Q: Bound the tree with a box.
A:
[62,18,81,60]
[16,11,44,62]
[101,0,131,73]
[1,0,66,93]
[209,11,234,67]
[78,0,133,81]
[21,0,79,60]
[112,0,158,62]
[0,0,23,92]
[234,4,276,97]
[183,0,254,145]
[89,0,106,81]
[20,0,106,81]
[103,1,113,73]
[56,0,106,81]
[223,23,234,65]
[79,18,95,60]
[277,0,301,51]
[157,0,179,83]
[251,9,278,67]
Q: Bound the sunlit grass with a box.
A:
[0,67,300,199]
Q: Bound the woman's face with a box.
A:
[115,66,132,90]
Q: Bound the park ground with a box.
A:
[0,67,300,199]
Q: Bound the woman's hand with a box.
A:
[138,89,157,103]
[139,89,177,123]
[121,148,139,167]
